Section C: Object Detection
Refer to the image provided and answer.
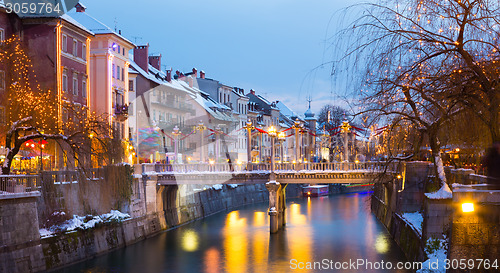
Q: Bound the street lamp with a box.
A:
[196,121,206,163]
[340,118,352,162]
[268,125,277,180]
[172,126,181,164]
[292,119,302,163]
[278,131,286,163]
[243,119,255,163]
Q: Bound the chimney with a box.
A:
[166,69,172,82]
[192,68,197,78]
[134,44,149,72]
[200,70,205,79]
[75,3,86,12]
[176,70,180,76]
[148,55,161,70]
[250,89,255,95]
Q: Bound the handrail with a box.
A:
[142,161,389,174]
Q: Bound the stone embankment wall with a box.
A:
[1,171,304,273]
[0,194,45,273]
[370,162,427,262]
[372,161,500,270]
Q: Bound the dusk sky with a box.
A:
[80,0,359,115]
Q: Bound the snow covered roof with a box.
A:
[67,9,134,46]
[276,101,298,119]
[61,14,94,35]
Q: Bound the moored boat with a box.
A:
[302,185,329,197]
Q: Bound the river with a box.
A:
[56,192,410,273]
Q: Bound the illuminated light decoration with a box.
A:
[56,22,63,130]
[86,37,91,113]
[462,203,474,213]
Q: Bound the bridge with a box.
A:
[2,162,397,233]
[137,161,397,233]
[139,161,394,185]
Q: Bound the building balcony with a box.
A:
[115,104,129,121]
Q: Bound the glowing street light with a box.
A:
[268,125,278,180]
[278,131,286,163]
[462,203,474,213]
[243,120,255,163]
[172,126,181,164]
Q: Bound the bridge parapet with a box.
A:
[136,161,394,175]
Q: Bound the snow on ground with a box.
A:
[417,238,448,273]
[401,212,423,236]
[425,184,452,199]
[212,184,223,190]
[228,184,238,189]
[39,210,130,238]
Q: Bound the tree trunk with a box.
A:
[428,128,447,188]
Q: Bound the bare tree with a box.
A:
[332,0,499,187]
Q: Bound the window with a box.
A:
[117,45,121,54]
[122,68,124,81]
[73,39,77,57]
[0,70,5,90]
[112,64,115,78]
[62,70,68,92]
[82,44,86,60]
[129,102,133,114]
[122,48,125,55]
[82,78,87,98]
[117,66,120,80]
[72,74,78,95]
[0,28,4,42]
[62,35,67,52]
[129,80,134,91]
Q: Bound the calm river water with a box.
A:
[56,192,410,273]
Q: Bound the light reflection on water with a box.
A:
[56,193,410,273]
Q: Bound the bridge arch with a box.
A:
[162,185,179,227]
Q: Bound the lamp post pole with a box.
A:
[268,126,277,180]
[196,121,206,163]
[340,119,351,162]
[292,119,301,163]
[278,131,286,164]
[243,119,254,163]
[172,126,181,164]
[215,125,222,162]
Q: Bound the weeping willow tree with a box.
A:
[332,0,500,189]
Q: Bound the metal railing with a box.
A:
[140,161,393,174]
[0,175,40,195]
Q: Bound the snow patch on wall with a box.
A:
[39,210,130,238]
[401,212,423,236]
[425,184,452,199]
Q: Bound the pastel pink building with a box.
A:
[69,4,135,141]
